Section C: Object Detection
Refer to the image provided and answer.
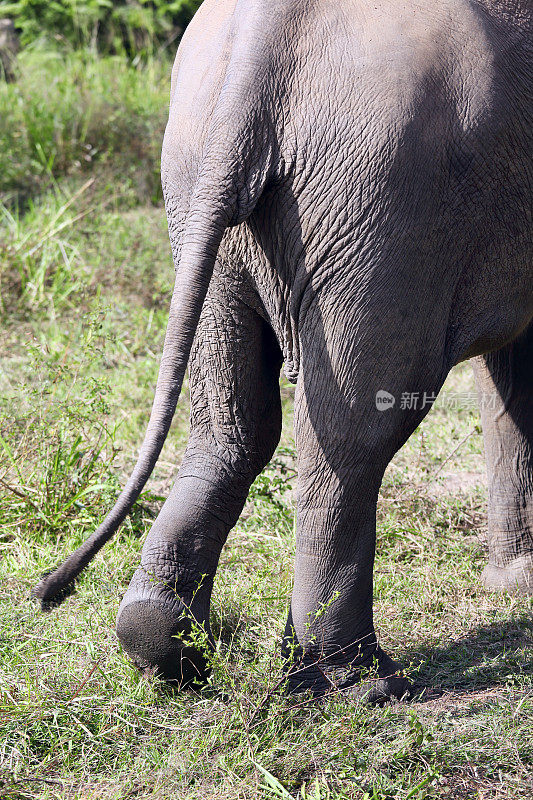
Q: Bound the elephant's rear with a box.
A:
[164,0,532,367]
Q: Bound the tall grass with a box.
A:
[0,49,170,202]
[0,179,97,312]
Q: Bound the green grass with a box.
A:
[0,47,532,800]
[0,49,170,204]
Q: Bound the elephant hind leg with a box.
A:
[473,323,533,594]
[284,293,450,702]
[116,270,283,686]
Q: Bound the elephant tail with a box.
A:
[32,190,236,607]
[33,12,279,607]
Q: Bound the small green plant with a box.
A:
[245,446,296,537]
[255,761,295,798]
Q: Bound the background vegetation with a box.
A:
[1,0,202,53]
[0,5,532,799]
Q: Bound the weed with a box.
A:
[0,308,155,551]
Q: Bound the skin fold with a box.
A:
[35,0,532,701]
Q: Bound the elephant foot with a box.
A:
[285,640,412,705]
[482,554,533,595]
[116,565,212,688]
[334,649,412,705]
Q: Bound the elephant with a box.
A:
[34,0,532,702]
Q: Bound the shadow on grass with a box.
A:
[210,606,263,662]
[405,613,533,700]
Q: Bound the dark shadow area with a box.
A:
[210,606,252,647]
[402,614,533,701]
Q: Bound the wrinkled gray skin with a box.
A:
[35,0,533,702]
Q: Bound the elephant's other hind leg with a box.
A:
[116,276,282,686]
[473,323,533,594]
[284,295,450,703]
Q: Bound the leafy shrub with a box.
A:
[1,0,203,54]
